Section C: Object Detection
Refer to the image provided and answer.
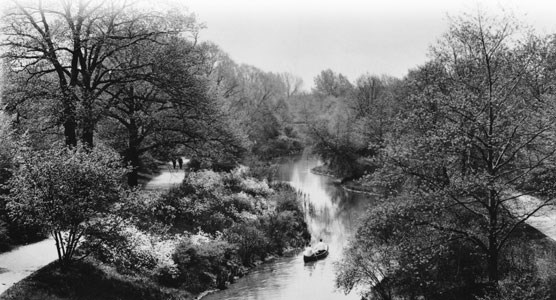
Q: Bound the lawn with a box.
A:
[0,259,194,300]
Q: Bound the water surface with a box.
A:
[204,153,373,300]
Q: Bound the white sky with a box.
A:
[2,0,556,90]
[167,0,556,90]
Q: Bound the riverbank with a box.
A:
[0,167,310,300]
[310,165,339,179]
[2,249,301,300]
[197,249,300,300]
[199,154,369,300]
[0,259,194,300]
[311,165,378,195]
[0,236,303,300]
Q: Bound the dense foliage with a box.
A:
[0,1,310,296]
[81,167,309,293]
[3,1,556,299]
[208,53,306,159]
[0,113,46,251]
[304,70,404,179]
[336,12,556,299]
[6,144,128,264]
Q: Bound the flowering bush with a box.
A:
[146,167,310,293]
[85,223,181,276]
[263,185,310,251]
[226,192,255,213]
[224,166,273,196]
[262,210,309,252]
[186,170,224,192]
[224,221,269,264]
[172,238,238,292]
[156,170,277,234]
[238,177,272,196]
[7,144,127,265]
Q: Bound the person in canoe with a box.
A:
[314,239,326,253]
[303,243,314,257]
[303,239,329,262]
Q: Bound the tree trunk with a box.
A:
[487,245,499,286]
[62,94,78,147]
[81,120,95,149]
[126,150,140,187]
[81,98,95,148]
[125,123,141,187]
[63,115,78,147]
[487,190,499,286]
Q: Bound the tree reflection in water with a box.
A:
[203,152,373,300]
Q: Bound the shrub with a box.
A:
[6,144,128,265]
[187,159,201,171]
[0,115,46,249]
[85,223,181,276]
[0,220,11,252]
[262,186,310,251]
[224,222,269,264]
[244,159,279,182]
[4,221,45,245]
[476,273,549,300]
[263,210,310,253]
[148,167,310,293]
[156,169,273,234]
[223,166,273,196]
[172,239,237,292]
[238,177,272,196]
[227,192,255,214]
[186,170,224,192]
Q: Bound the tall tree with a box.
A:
[313,69,352,98]
[100,37,244,185]
[208,50,303,159]
[337,13,556,298]
[376,12,556,286]
[2,0,196,147]
[349,74,402,150]
[280,72,303,98]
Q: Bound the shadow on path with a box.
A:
[0,238,57,294]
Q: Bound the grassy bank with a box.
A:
[0,260,193,300]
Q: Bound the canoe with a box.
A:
[303,245,329,262]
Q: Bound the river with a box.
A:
[203,152,374,300]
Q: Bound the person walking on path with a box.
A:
[172,159,177,170]
[178,157,183,169]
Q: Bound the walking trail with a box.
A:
[144,161,187,190]
[0,238,58,294]
[508,194,556,240]
[0,161,187,295]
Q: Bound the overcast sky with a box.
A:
[3,0,555,90]
[169,0,556,90]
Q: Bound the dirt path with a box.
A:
[144,164,186,190]
[0,238,58,294]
